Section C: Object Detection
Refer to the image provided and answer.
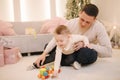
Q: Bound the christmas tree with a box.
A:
[65,0,91,20]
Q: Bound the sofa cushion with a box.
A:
[39,17,67,34]
[0,20,16,36]
[11,21,44,35]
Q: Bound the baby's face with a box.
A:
[55,34,69,49]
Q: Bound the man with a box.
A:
[33,3,112,68]
[65,4,112,57]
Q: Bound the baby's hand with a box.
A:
[51,70,58,78]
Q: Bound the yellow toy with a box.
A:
[25,27,37,38]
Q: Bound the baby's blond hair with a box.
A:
[54,25,71,35]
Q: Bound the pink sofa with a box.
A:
[0,17,67,54]
[0,21,53,53]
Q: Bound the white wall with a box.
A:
[91,0,120,27]
[56,0,66,18]
[20,0,51,21]
[1,0,120,23]
[0,0,66,21]
[0,0,14,21]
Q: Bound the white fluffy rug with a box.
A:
[0,49,120,80]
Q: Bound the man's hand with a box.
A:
[73,41,84,51]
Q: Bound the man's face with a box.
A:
[79,11,95,28]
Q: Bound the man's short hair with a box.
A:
[82,4,99,17]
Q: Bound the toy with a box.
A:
[25,27,37,38]
[37,65,61,80]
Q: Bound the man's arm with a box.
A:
[91,24,112,57]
